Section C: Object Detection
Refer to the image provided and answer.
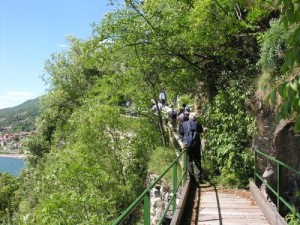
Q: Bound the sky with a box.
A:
[0,0,114,109]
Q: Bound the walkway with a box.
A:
[181,183,270,225]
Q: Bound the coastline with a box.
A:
[0,154,27,159]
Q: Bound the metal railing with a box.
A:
[112,149,187,225]
[254,149,300,219]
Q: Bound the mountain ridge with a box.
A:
[0,97,40,133]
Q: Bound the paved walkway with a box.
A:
[182,184,270,225]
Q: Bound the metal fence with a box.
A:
[254,148,300,219]
[113,149,187,225]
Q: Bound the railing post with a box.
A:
[277,163,280,212]
[144,191,151,225]
[173,160,178,214]
[254,149,257,184]
[113,148,188,224]
[183,149,187,183]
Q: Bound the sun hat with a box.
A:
[189,112,197,120]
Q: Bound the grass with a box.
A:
[148,146,180,186]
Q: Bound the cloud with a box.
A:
[0,91,37,109]
[58,44,67,48]
[0,103,8,109]
[0,91,36,100]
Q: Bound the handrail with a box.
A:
[254,149,300,219]
[113,149,187,225]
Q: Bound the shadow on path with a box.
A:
[180,182,201,224]
[180,184,223,225]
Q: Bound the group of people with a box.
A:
[150,90,167,112]
[179,110,204,184]
[171,104,204,184]
[151,89,205,184]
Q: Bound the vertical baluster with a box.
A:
[183,149,187,184]
[277,163,280,212]
[144,191,150,225]
[173,160,178,214]
[254,149,257,184]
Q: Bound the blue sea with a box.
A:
[0,157,25,176]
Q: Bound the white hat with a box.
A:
[189,112,196,120]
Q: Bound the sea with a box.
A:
[0,157,25,176]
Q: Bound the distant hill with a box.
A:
[0,98,40,133]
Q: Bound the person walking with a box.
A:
[180,112,204,183]
[177,109,189,134]
[168,104,177,130]
[159,90,166,106]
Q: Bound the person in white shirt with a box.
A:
[159,90,166,106]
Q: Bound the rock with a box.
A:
[253,97,300,214]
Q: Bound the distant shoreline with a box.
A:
[0,154,27,159]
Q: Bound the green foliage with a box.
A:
[178,95,194,108]
[0,98,40,133]
[39,36,103,144]
[204,81,255,188]
[265,0,300,132]
[259,19,289,74]
[15,102,158,224]
[278,0,300,73]
[23,134,50,166]
[256,72,274,96]
[285,207,300,225]
[245,0,274,24]
[6,0,292,222]
[148,146,177,184]
[267,73,300,132]
[0,173,19,224]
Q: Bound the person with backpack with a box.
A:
[180,112,204,183]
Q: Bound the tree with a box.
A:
[16,103,158,224]
[38,36,103,144]
[0,173,19,224]
[12,0,288,223]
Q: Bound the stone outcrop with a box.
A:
[253,98,300,215]
[147,173,182,225]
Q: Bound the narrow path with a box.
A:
[181,183,270,225]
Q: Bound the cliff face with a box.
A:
[253,97,300,214]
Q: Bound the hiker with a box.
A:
[180,112,204,183]
[159,90,166,106]
[168,104,177,130]
[177,109,189,133]
[151,99,162,113]
[184,105,191,112]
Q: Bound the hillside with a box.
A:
[0,97,40,133]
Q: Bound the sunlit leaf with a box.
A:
[294,116,300,132]
[290,80,299,92]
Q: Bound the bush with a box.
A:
[148,146,177,185]
[0,173,19,224]
[14,103,158,224]
[204,81,255,188]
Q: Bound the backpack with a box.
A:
[187,121,199,148]
[170,109,177,119]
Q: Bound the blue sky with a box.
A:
[0,0,113,109]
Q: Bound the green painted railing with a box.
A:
[254,149,300,219]
[112,149,187,225]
